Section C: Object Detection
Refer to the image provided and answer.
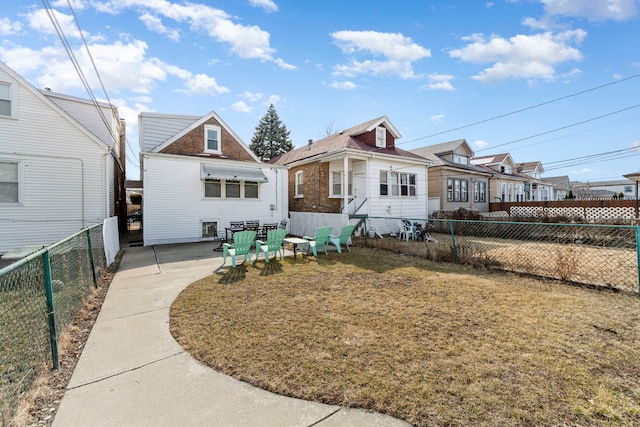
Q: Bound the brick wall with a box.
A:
[160,117,255,162]
[288,162,341,213]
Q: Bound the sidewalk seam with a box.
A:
[306,407,342,426]
[66,350,185,391]
[97,306,169,323]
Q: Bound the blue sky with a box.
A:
[2,0,639,181]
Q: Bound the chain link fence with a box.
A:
[363,217,639,294]
[0,225,107,426]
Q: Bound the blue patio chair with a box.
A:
[254,228,287,263]
[329,225,356,253]
[222,230,257,267]
[303,226,333,256]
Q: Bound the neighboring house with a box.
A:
[572,179,637,200]
[139,111,288,246]
[410,139,492,213]
[543,175,571,200]
[471,153,528,202]
[515,161,552,201]
[0,60,125,255]
[269,116,431,236]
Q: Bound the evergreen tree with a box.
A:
[249,104,293,161]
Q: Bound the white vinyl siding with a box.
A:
[143,154,287,246]
[0,65,114,254]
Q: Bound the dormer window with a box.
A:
[453,154,468,165]
[375,127,386,148]
[204,124,221,154]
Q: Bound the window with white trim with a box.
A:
[330,171,353,197]
[201,221,218,239]
[295,171,303,197]
[453,154,468,165]
[0,161,19,203]
[204,124,221,153]
[380,171,416,197]
[375,127,386,148]
[204,179,260,199]
[474,181,486,203]
[0,82,12,117]
[447,178,468,202]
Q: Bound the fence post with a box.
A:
[86,228,98,288]
[636,225,640,295]
[42,250,60,369]
[449,220,459,262]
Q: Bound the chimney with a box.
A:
[308,139,313,150]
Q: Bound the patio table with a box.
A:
[283,237,308,258]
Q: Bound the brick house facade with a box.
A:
[270,116,431,235]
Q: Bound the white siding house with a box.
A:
[270,116,431,236]
[140,111,288,246]
[0,60,125,255]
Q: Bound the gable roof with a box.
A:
[0,60,110,153]
[517,161,544,174]
[409,140,491,175]
[270,116,427,166]
[142,111,260,161]
[470,153,513,166]
[139,112,200,152]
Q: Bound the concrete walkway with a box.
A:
[52,239,410,427]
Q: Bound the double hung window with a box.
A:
[447,178,468,202]
[380,171,416,197]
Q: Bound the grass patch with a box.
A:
[170,247,640,426]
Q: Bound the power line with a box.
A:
[400,73,640,145]
[475,103,640,152]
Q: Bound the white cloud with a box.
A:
[240,91,264,102]
[0,38,228,96]
[329,81,357,90]
[474,139,489,148]
[423,73,455,91]
[631,140,640,152]
[25,8,84,39]
[430,114,445,124]
[265,94,282,106]
[449,30,585,83]
[180,73,229,95]
[541,0,638,21]
[331,30,430,79]
[91,0,294,69]
[231,101,252,113]
[249,0,278,12]
[51,0,87,10]
[139,13,180,41]
[0,17,23,35]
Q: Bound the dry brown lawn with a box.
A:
[170,246,640,427]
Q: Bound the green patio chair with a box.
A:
[329,225,356,253]
[254,228,287,263]
[222,230,257,267]
[303,226,333,256]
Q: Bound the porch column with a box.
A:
[343,156,349,215]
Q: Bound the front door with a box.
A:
[352,173,367,214]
